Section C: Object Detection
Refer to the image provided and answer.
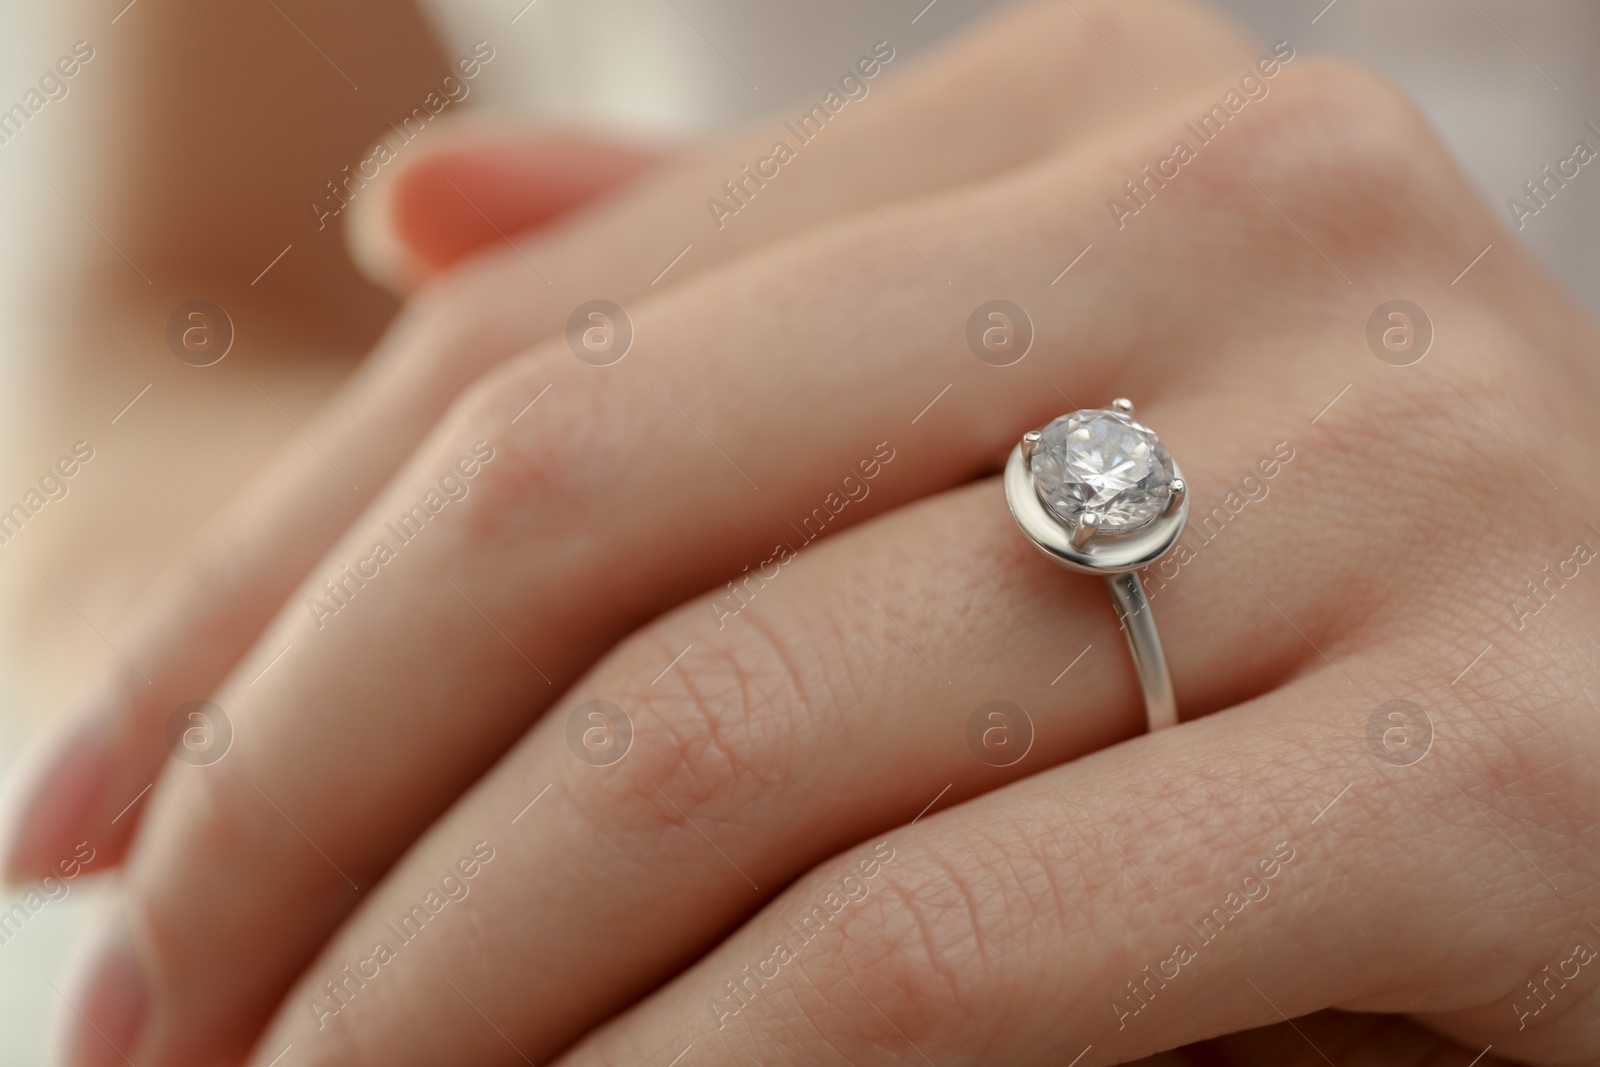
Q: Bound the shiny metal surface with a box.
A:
[1003,404,1189,732]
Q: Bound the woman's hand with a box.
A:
[10,2,1600,1064]
[1,0,1252,886]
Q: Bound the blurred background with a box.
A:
[1,1,1597,1061]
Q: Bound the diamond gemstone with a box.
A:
[1030,409,1175,532]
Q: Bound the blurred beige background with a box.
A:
[1,1,1597,1062]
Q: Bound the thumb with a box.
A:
[346,123,664,293]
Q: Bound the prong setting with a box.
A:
[1004,401,1183,734]
[1003,401,1188,576]
[1164,478,1186,517]
[1071,512,1099,549]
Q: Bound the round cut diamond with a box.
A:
[1030,409,1175,532]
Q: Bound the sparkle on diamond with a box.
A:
[1030,409,1175,532]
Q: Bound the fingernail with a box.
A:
[0,710,115,884]
[55,911,148,1067]
[346,160,421,294]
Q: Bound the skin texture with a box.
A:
[4,2,1599,1065]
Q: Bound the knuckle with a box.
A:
[153,527,264,671]
[1251,59,1440,181]
[973,0,1249,108]
[792,835,1059,1050]
[777,802,1198,1058]
[576,609,818,837]
[998,0,1211,50]
[966,0,1111,61]
[128,770,269,975]
[435,351,612,541]
[1297,373,1518,597]
[1325,366,1533,521]
[992,0,1138,47]
[1202,59,1475,258]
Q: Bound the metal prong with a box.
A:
[1021,429,1042,461]
[1163,478,1186,517]
[1110,398,1134,416]
[1071,511,1100,549]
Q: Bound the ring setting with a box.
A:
[1004,399,1188,732]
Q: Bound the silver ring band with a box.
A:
[1105,571,1177,732]
[1003,399,1187,733]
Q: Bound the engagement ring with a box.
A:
[1004,399,1188,732]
